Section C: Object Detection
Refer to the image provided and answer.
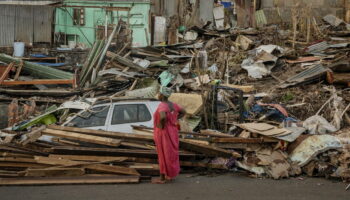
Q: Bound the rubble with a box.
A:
[0,0,350,186]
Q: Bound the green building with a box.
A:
[55,0,151,47]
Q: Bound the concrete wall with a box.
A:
[260,0,346,24]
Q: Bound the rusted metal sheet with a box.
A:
[0,5,16,46]
[33,6,53,43]
[15,5,34,44]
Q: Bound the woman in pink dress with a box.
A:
[152,87,186,184]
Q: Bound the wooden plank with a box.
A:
[0,162,50,168]
[180,161,227,169]
[327,71,350,86]
[286,57,321,64]
[51,146,199,159]
[34,156,89,166]
[0,173,20,177]
[48,125,154,142]
[106,51,151,74]
[221,84,255,93]
[238,123,292,137]
[25,168,85,177]
[240,123,275,132]
[200,130,236,138]
[13,62,23,80]
[128,163,159,170]
[35,156,139,176]
[0,175,140,185]
[59,5,131,11]
[2,79,74,86]
[42,129,121,147]
[19,125,45,145]
[49,155,129,162]
[86,164,140,176]
[0,157,37,163]
[132,125,234,138]
[0,152,34,158]
[2,144,48,156]
[0,89,79,97]
[0,63,14,84]
[211,137,279,143]
[179,139,241,158]
[120,142,154,150]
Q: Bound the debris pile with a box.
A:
[0,2,350,187]
[0,125,241,185]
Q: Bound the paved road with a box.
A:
[0,174,348,200]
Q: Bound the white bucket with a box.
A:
[68,41,76,49]
[13,42,25,57]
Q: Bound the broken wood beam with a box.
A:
[327,71,350,86]
[106,51,152,75]
[0,62,14,84]
[42,129,122,147]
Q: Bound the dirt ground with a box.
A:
[0,174,348,200]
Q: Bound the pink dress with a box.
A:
[153,102,182,178]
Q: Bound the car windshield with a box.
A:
[68,106,110,128]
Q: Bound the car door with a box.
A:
[106,102,153,133]
[65,105,111,131]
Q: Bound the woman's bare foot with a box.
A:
[151,177,166,184]
[165,176,175,182]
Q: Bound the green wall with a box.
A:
[55,0,150,47]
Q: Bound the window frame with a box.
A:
[73,8,85,26]
[111,104,152,125]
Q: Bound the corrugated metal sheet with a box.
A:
[0,1,58,6]
[0,5,16,46]
[33,6,53,43]
[0,5,53,47]
[15,5,34,44]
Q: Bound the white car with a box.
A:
[63,99,161,133]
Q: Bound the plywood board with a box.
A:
[241,123,275,132]
[169,93,203,115]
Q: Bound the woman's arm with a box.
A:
[157,111,167,129]
[178,108,186,119]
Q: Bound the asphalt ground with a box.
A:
[0,174,348,200]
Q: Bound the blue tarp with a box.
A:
[34,62,66,67]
